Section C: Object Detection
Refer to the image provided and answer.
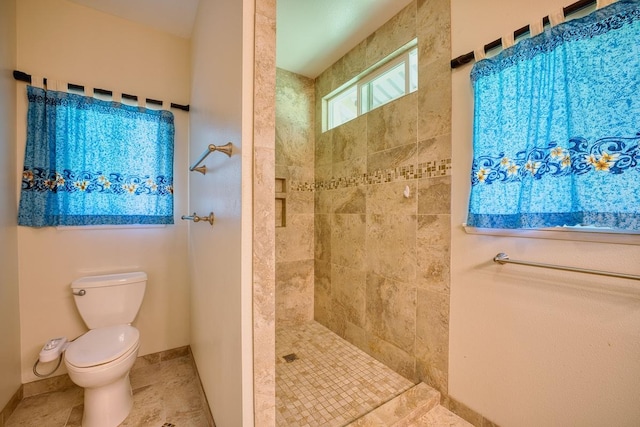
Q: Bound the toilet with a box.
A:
[64,271,147,427]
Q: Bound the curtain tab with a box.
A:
[112,92,122,103]
[474,47,486,62]
[502,32,515,49]
[162,100,170,110]
[31,75,44,89]
[529,19,544,37]
[137,94,145,108]
[84,85,94,97]
[56,81,68,92]
[549,9,566,27]
[596,0,617,9]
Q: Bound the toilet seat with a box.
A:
[65,325,139,368]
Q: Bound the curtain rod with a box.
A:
[450,0,597,69]
[12,70,190,112]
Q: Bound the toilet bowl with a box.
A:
[65,325,140,427]
[65,272,147,427]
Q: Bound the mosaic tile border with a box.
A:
[289,158,452,192]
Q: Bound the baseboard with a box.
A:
[19,345,215,426]
[23,345,191,397]
[0,385,23,427]
[187,346,216,427]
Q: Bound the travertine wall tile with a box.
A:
[331,264,366,327]
[314,259,332,326]
[314,162,332,182]
[315,69,332,100]
[417,214,451,247]
[367,93,418,153]
[333,157,367,180]
[366,333,417,382]
[418,176,451,214]
[332,115,367,163]
[286,188,314,215]
[253,5,277,426]
[415,289,450,389]
[315,189,334,215]
[254,14,276,151]
[276,213,314,262]
[333,186,366,214]
[275,260,314,323]
[255,0,276,21]
[366,214,417,283]
[366,2,417,67]
[417,245,450,305]
[416,359,448,396]
[344,321,368,351]
[276,164,314,185]
[418,134,452,165]
[275,69,315,167]
[366,273,417,353]
[367,181,417,216]
[331,214,366,270]
[315,127,333,166]
[333,40,367,91]
[417,0,452,65]
[326,298,349,336]
[310,0,452,411]
[314,213,331,262]
[275,69,315,326]
[367,143,417,174]
[417,59,452,141]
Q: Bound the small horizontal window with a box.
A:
[324,39,418,131]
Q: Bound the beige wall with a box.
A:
[450,1,640,426]
[189,0,257,425]
[313,0,452,391]
[0,0,22,413]
[15,0,191,383]
[275,68,316,325]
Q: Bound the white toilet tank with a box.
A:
[71,272,147,329]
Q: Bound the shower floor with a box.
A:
[276,321,415,426]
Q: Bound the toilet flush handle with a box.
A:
[72,289,86,296]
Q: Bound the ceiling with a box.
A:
[68,0,200,39]
[68,0,413,78]
[276,0,413,78]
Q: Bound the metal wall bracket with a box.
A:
[181,212,215,226]
[190,142,233,175]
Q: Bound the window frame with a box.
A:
[463,223,640,245]
[323,39,418,132]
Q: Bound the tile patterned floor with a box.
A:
[276,321,415,426]
[6,348,213,427]
[7,323,414,427]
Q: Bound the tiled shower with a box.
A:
[275,0,453,422]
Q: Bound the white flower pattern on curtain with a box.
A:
[467,0,640,231]
[18,86,175,227]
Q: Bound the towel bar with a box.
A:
[190,143,233,175]
[493,252,640,281]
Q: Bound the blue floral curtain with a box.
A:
[467,0,640,231]
[18,86,175,227]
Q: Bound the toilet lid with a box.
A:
[65,325,139,368]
